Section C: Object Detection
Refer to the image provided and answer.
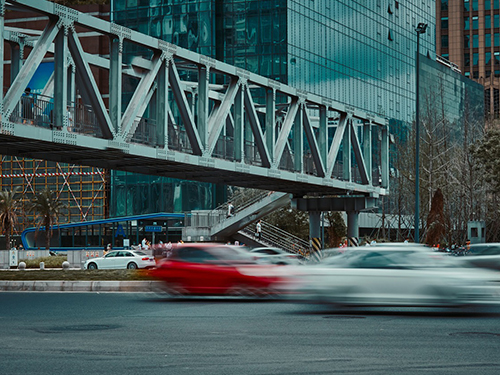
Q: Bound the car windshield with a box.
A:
[174,246,253,264]
[321,250,455,269]
[104,251,118,258]
[468,245,500,255]
[209,246,254,261]
[133,251,147,256]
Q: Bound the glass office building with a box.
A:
[113,0,436,123]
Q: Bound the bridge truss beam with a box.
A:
[1,0,389,198]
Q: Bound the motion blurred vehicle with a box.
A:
[149,243,292,296]
[84,250,156,270]
[250,247,302,265]
[292,247,500,308]
[457,243,500,271]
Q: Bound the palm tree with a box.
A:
[30,188,67,250]
[0,187,21,249]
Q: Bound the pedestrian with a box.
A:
[21,87,34,124]
[141,237,148,250]
[67,105,73,131]
[227,202,235,217]
[255,220,262,241]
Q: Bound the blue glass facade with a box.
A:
[287,0,435,123]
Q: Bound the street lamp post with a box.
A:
[414,22,427,244]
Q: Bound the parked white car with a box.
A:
[84,250,156,270]
[293,247,500,308]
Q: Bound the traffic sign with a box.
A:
[145,225,162,232]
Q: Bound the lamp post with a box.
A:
[414,22,427,244]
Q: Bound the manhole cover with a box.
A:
[323,315,365,319]
[35,324,120,333]
[449,332,500,337]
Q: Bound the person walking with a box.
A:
[227,202,235,217]
[255,220,262,241]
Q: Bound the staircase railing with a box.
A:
[241,221,311,259]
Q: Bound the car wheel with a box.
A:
[162,282,187,296]
[127,262,138,269]
[87,262,98,270]
[226,285,261,298]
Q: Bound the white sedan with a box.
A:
[293,247,500,308]
[84,250,156,270]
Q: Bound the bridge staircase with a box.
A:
[184,189,311,259]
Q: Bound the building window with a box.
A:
[485,89,491,115]
[473,16,479,29]
[465,34,470,48]
[441,17,449,29]
[465,53,471,66]
[465,17,470,30]
[495,33,500,46]
[473,0,478,11]
[441,0,448,10]
[441,35,449,48]
[473,70,479,78]
[495,14,500,28]
[465,0,470,12]
[486,15,491,29]
[494,89,499,117]
[486,0,491,11]
[495,0,499,10]
[486,52,492,65]
[495,51,500,64]
[473,52,479,66]
[486,33,492,47]
[473,34,479,48]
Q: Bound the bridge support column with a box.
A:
[293,195,379,249]
[309,211,322,260]
[347,211,359,246]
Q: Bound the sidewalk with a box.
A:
[0,280,164,292]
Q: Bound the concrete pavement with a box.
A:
[0,280,164,292]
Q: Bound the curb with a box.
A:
[0,280,164,292]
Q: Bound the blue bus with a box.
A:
[21,213,186,252]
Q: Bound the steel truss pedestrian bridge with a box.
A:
[0,0,388,201]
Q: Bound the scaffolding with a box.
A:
[0,155,109,235]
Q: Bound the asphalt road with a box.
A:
[1,293,500,375]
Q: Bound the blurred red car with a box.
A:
[149,243,291,296]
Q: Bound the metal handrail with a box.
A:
[242,220,311,259]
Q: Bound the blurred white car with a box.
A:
[457,243,500,271]
[84,250,156,270]
[250,247,302,265]
[293,247,500,307]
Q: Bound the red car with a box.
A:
[149,243,292,296]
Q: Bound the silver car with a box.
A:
[294,247,500,307]
[457,243,500,271]
[84,250,156,270]
[250,247,302,265]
